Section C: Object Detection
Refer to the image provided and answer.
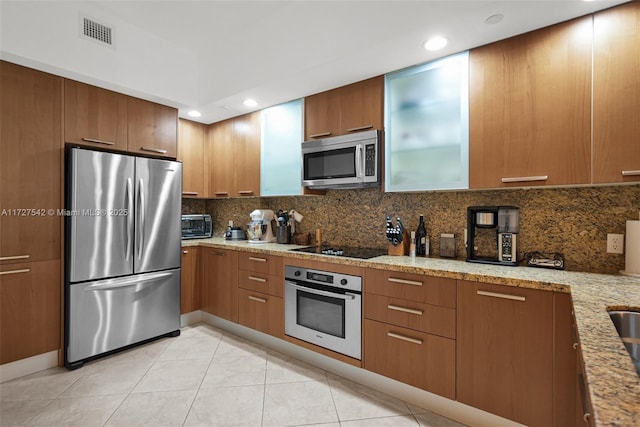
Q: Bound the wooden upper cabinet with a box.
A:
[208,119,235,197]
[340,76,384,134]
[64,79,128,151]
[178,119,206,198]
[304,76,383,140]
[469,17,592,188]
[593,1,640,183]
[0,61,62,264]
[127,97,178,158]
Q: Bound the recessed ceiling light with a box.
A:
[187,110,201,118]
[243,99,258,107]
[485,14,504,25]
[423,36,448,51]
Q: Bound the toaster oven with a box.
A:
[181,214,212,239]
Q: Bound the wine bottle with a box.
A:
[416,215,427,256]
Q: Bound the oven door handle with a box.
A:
[287,282,358,300]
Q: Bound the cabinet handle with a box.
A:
[477,290,526,302]
[622,170,640,176]
[249,257,267,262]
[249,275,267,283]
[387,304,423,316]
[140,147,168,154]
[0,268,30,276]
[501,175,548,183]
[182,191,199,196]
[81,137,115,146]
[387,331,423,345]
[0,255,30,261]
[387,277,422,287]
[212,251,226,256]
[248,295,267,303]
[183,250,188,254]
[347,124,373,132]
[214,192,229,197]
[308,132,332,138]
[237,190,254,195]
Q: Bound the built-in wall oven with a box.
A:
[284,265,362,360]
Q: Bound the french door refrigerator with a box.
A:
[65,147,182,368]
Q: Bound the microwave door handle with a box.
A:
[287,282,357,300]
[356,145,364,178]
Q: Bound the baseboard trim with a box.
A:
[0,350,59,383]
[200,313,523,427]
[180,310,203,327]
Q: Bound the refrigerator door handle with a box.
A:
[125,178,133,260]
[85,271,173,291]
[137,178,145,260]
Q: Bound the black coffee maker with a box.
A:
[466,206,520,266]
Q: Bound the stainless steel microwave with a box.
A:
[181,214,212,239]
[301,130,381,189]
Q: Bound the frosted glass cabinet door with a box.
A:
[385,52,469,192]
[261,99,303,196]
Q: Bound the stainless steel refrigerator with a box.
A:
[65,147,182,368]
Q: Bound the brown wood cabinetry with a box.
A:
[554,292,579,427]
[593,1,640,184]
[469,17,592,188]
[208,112,261,197]
[304,76,383,140]
[201,248,238,322]
[178,119,207,198]
[457,280,553,427]
[238,253,284,337]
[0,61,62,265]
[64,79,128,151]
[363,268,456,398]
[0,260,61,364]
[180,247,200,314]
[127,97,178,158]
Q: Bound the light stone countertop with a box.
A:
[183,237,640,426]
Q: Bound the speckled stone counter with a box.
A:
[184,237,640,426]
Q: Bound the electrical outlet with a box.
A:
[607,233,624,254]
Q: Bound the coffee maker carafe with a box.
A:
[466,206,520,266]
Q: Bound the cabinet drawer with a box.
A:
[364,293,455,339]
[364,319,455,399]
[238,270,283,297]
[365,269,456,308]
[238,252,283,276]
[238,288,284,338]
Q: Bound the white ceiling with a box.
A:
[0,0,630,124]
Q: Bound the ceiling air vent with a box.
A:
[82,17,112,45]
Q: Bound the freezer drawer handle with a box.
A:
[140,147,168,154]
[387,331,423,345]
[387,304,423,316]
[0,255,30,261]
[0,268,30,276]
[249,276,267,283]
[85,271,173,290]
[477,290,526,302]
[81,137,115,146]
[248,295,267,303]
[622,170,640,176]
[387,277,422,287]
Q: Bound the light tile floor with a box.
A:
[0,323,467,426]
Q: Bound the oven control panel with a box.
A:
[285,265,362,293]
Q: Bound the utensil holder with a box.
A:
[388,230,410,256]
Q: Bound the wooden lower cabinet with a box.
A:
[238,288,284,338]
[364,319,455,399]
[457,280,554,427]
[180,247,200,314]
[0,260,60,364]
[201,248,238,322]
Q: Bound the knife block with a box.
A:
[388,230,410,256]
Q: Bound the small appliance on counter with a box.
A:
[224,226,246,241]
[247,209,276,243]
[181,214,212,239]
[466,206,519,266]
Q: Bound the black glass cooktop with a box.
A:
[290,246,387,259]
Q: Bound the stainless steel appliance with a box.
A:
[284,265,362,359]
[225,227,246,240]
[182,214,212,239]
[302,130,381,189]
[466,206,520,266]
[247,209,276,243]
[65,148,182,368]
[290,246,386,259]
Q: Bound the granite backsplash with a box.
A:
[183,184,640,274]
